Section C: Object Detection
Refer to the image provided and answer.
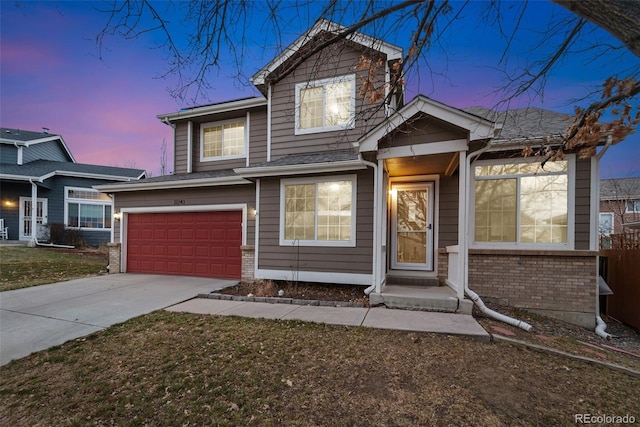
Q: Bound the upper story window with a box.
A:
[280,175,357,247]
[626,199,640,213]
[65,187,112,230]
[201,119,246,161]
[472,157,574,249]
[295,74,356,135]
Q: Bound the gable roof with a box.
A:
[463,106,571,142]
[600,177,640,200]
[0,127,75,162]
[0,159,146,183]
[357,95,495,153]
[250,18,403,90]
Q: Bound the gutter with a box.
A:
[594,135,614,339]
[358,154,378,295]
[463,143,533,332]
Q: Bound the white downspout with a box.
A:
[359,154,378,295]
[28,179,38,247]
[464,144,533,332]
[594,135,613,339]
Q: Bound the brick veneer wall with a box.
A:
[241,245,255,281]
[467,249,597,328]
[107,243,121,274]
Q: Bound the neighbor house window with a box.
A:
[201,119,246,161]
[599,213,614,235]
[473,158,573,247]
[66,187,112,229]
[295,75,356,135]
[626,199,640,213]
[280,175,356,246]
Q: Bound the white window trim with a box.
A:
[279,174,357,247]
[599,212,614,235]
[200,118,248,162]
[470,155,576,250]
[626,199,640,213]
[64,186,112,231]
[294,74,356,135]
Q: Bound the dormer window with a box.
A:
[295,75,356,135]
[201,119,246,161]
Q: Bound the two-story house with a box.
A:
[97,20,627,328]
[599,177,640,247]
[0,127,145,246]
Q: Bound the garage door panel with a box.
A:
[127,211,242,279]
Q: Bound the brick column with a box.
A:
[241,245,255,282]
[107,243,121,274]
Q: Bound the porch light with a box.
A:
[113,211,122,221]
[3,199,15,207]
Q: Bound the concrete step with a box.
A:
[386,276,440,286]
[369,285,473,314]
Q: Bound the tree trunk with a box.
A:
[553,0,640,58]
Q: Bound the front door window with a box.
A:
[391,182,434,271]
[19,197,48,240]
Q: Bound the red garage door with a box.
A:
[126,211,242,279]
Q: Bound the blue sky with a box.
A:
[1,0,638,177]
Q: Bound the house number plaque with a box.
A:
[174,199,186,205]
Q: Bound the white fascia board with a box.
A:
[377,139,468,159]
[157,98,267,122]
[251,19,403,86]
[234,160,367,178]
[95,176,252,192]
[357,96,495,152]
[0,173,41,182]
[38,170,142,182]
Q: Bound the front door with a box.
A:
[19,197,48,240]
[391,182,434,271]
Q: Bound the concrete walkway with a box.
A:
[167,298,490,340]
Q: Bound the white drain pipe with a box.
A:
[463,142,533,332]
[359,154,378,295]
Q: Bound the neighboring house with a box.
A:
[0,127,146,246]
[599,177,640,247]
[97,20,629,328]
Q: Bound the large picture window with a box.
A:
[473,159,572,247]
[280,176,356,246]
[201,120,245,161]
[65,188,112,230]
[295,75,356,135]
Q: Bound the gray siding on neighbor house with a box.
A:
[0,144,18,164]
[438,174,460,248]
[380,116,466,148]
[113,184,256,244]
[256,169,374,275]
[269,40,388,160]
[23,140,70,163]
[574,158,592,250]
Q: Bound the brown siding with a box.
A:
[438,174,459,248]
[113,185,256,244]
[574,158,591,250]
[248,108,268,166]
[173,122,188,174]
[380,116,465,149]
[257,169,374,275]
[269,40,388,160]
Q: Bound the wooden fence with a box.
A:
[600,248,640,331]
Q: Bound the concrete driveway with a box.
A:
[0,274,235,365]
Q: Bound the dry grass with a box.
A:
[1,311,638,426]
[0,246,108,292]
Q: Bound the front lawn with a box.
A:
[1,311,638,426]
[0,246,108,292]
